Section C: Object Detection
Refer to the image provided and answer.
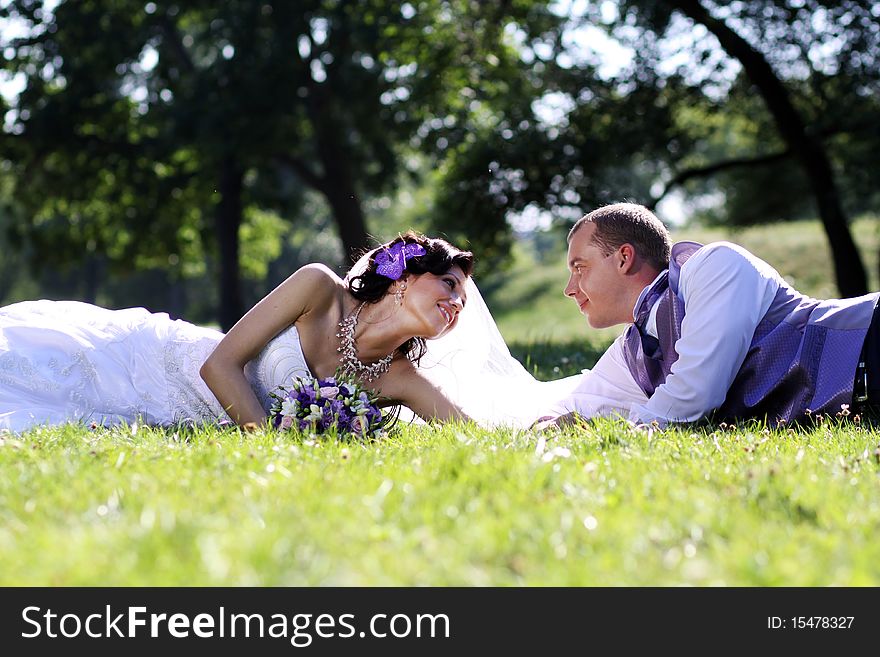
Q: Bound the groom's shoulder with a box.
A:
[695,240,756,258]
[684,241,765,270]
[681,241,783,290]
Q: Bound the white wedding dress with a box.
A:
[0,300,312,431]
[0,282,595,432]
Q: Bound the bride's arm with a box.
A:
[378,360,473,423]
[200,264,338,427]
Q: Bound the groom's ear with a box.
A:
[617,243,636,274]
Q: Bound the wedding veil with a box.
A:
[408,279,583,428]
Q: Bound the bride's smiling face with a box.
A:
[402,265,469,339]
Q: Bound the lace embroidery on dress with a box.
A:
[0,349,108,423]
[163,336,228,425]
[244,325,313,413]
[161,324,311,425]
[0,345,152,424]
[0,351,60,394]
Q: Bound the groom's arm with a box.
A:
[535,334,649,427]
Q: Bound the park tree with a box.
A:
[2,0,305,327]
[1,0,565,327]
[608,0,879,296]
[430,12,704,265]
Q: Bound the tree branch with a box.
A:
[648,149,791,210]
[156,13,196,74]
[274,153,327,194]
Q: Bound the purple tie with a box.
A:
[625,272,670,396]
[635,273,668,356]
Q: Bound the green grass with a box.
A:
[3,416,879,585]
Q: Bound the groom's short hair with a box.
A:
[569,203,671,270]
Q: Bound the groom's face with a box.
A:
[564,223,631,329]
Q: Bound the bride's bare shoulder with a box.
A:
[281,263,346,305]
[291,262,344,286]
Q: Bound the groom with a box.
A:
[541,203,880,427]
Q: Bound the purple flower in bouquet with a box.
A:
[319,385,340,399]
[350,415,367,434]
[268,372,385,440]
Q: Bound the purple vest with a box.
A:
[622,242,879,423]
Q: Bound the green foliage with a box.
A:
[238,209,289,280]
[3,414,879,585]
[614,0,880,227]
[0,0,577,315]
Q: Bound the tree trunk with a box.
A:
[323,183,369,264]
[667,0,868,297]
[82,254,101,304]
[281,148,370,265]
[216,158,244,331]
[306,90,370,264]
[166,273,187,320]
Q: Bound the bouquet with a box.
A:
[268,374,385,440]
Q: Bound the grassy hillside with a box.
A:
[486,216,879,349]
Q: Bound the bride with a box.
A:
[0,231,586,432]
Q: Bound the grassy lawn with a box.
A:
[2,416,879,586]
[2,216,879,586]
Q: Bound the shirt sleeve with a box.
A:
[628,242,782,424]
[547,333,649,419]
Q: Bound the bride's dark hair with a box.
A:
[346,231,474,364]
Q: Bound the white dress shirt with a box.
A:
[551,242,785,424]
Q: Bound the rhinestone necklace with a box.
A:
[336,302,395,382]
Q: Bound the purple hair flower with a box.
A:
[374,241,426,280]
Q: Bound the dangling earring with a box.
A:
[395,283,407,305]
